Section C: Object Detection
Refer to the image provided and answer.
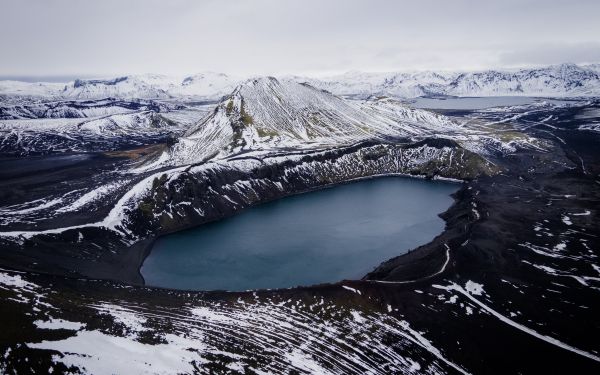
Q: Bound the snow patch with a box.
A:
[465,281,485,296]
[342,285,362,295]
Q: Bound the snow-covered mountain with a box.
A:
[62,76,172,100]
[1,64,599,100]
[291,63,600,98]
[0,72,241,101]
[288,70,453,98]
[140,77,533,170]
[0,98,176,120]
[141,77,456,167]
[60,73,240,100]
[169,72,241,98]
[446,63,600,97]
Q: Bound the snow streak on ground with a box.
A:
[0,269,469,375]
[434,282,600,363]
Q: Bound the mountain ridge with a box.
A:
[1,63,599,100]
[291,63,600,98]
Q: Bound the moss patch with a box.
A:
[239,100,254,126]
[138,202,154,217]
[256,127,279,138]
[225,100,234,115]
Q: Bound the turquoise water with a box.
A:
[141,177,460,291]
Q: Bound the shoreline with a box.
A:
[135,173,466,292]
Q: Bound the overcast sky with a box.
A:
[1,0,599,78]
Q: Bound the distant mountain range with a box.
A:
[1,63,599,100]
[302,63,600,98]
[0,72,241,101]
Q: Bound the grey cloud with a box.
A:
[0,0,599,76]
[499,43,600,66]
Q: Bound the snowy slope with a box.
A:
[0,111,182,155]
[0,80,65,98]
[0,98,175,120]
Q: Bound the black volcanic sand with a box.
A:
[0,144,172,233]
[1,102,600,373]
[0,152,127,209]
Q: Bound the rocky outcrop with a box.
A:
[133,140,498,236]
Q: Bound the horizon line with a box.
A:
[1,62,599,83]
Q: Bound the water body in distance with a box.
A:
[410,96,571,110]
[141,177,460,291]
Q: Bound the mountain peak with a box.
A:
[242,76,281,87]
[159,77,464,169]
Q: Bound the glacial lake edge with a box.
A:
[141,176,461,291]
